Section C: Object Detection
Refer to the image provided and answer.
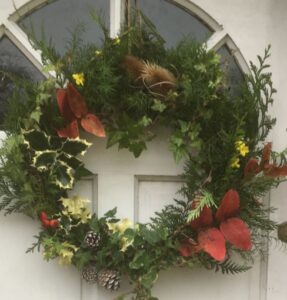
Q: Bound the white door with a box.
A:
[0,1,287,300]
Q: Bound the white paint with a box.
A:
[0,0,287,299]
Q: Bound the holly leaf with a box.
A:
[33,150,57,171]
[53,161,74,189]
[66,83,88,118]
[58,154,83,170]
[215,189,240,222]
[62,138,91,156]
[23,130,49,151]
[81,113,106,137]
[198,228,226,261]
[220,217,252,250]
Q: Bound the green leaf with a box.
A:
[141,269,158,289]
[104,207,117,218]
[129,251,149,270]
[33,151,57,171]
[151,99,166,113]
[140,226,161,245]
[58,154,83,170]
[62,138,91,156]
[53,161,74,189]
[107,131,123,148]
[30,109,42,123]
[23,130,49,151]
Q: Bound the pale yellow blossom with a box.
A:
[61,196,91,223]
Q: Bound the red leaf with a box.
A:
[260,143,272,168]
[49,219,59,228]
[215,189,240,222]
[178,242,194,257]
[244,158,260,177]
[198,228,226,261]
[264,165,287,177]
[40,212,50,228]
[81,113,106,137]
[57,120,79,139]
[67,83,88,118]
[190,205,213,230]
[56,89,75,121]
[220,217,252,250]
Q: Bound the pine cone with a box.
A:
[84,231,101,249]
[82,265,98,283]
[98,269,120,291]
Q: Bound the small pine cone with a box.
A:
[82,265,98,283]
[98,269,120,291]
[84,231,101,249]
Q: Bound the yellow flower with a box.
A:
[113,37,121,45]
[72,73,85,86]
[61,196,91,223]
[230,157,240,169]
[235,141,249,157]
[107,218,133,234]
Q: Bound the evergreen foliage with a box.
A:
[0,10,286,300]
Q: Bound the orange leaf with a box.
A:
[190,205,213,230]
[244,158,260,177]
[264,165,287,177]
[56,88,75,121]
[220,217,252,250]
[57,120,79,139]
[178,241,194,257]
[215,189,240,222]
[260,143,272,168]
[81,113,106,137]
[49,219,59,228]
[198,228,226,261]
[67,83,88,118]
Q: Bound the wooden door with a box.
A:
[1,1,287,299]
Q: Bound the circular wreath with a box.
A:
[1,14,287,299]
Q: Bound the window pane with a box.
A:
[217,45,244,96]
[135,0,213,47]
[0,36,44,123]
[18,0,109,55]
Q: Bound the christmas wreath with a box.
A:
[0,12,287,300]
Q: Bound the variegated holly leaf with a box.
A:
[58,153,83,170]
[49,136,65,151]
[53,161,74,190]
[23,130,49,151]
[62,138,92,156]
[33,150,57,171]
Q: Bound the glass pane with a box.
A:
[0,36,44,123]
[217,45,244,96]
[135,0,213,47]
[19,0,109,55]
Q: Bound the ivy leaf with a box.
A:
[107,131,123,148]
[141,269,158,289]
[104,207,117,219]
[23,130,49,151]
[140,226,161,245]
[129,251,149,270]
[62,138,91,156]
[151,99,166,113]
